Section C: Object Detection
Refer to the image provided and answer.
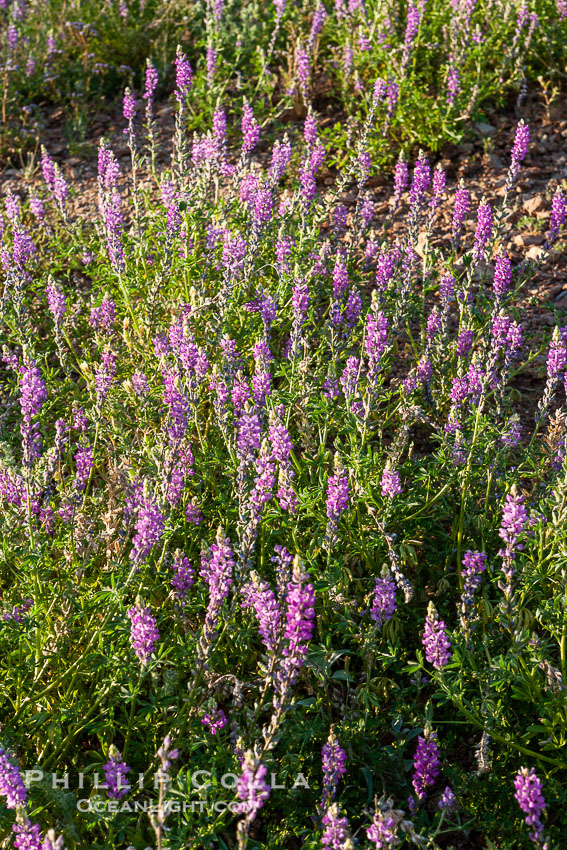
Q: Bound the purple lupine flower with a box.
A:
[493,255,512,301]
[234,751,270,819]
[321,804,350,849]
[19,358,48,465]
[365,305,388,383]
[46,279,66,324]
[199,530,234,658]
[345,289,362,329]
[546,326,567,382]
[5,193,21,221]
[202,707,228,735]
[241,100,260,155]
[438,786,456,811]
[393,153,409,206]
[384,80,399,127]
[123,87,137,123]
[334,203,348,235]
[41,146,56,192]
[426,308,442,342]
[446,64,461,106]
[412,730,440,801]
[423,602,452,668]
[340,357,359,399]
[296,43,311,99]
[326,458,349,539]
[440,274,455,303]
[473,201,493,260]
[320,730,347,812]
[171,550,194,604]
[537,326,567,422]
[174,46,192,102]
[403,4,421,66]
[332,255,349,299]
[546,188,565,246]
[241,571,282,653]
[409,151,431,210]
[370,569,397,628]
[457,329,474,357]
[366,800,399,847]
[206,46,217,84]
[275,557,316,700]
[308,3,327,51]
[357,151,372,185]
[502,415,522,447]
[460,550,486,639]
[143,60,158,103]
[131,371,149,398]
[514,768,546,846]
[237,409,262,459]
[429,164,446,213]
[185,502,203,525]
[417,356,433,383]
[161,367,189,442]
[104,747,131,799]
[3,598,33,623]
[271,544,293,599]
[0,747,27,808]
[12,822,42,850]
[130,491,165,564]
[95,349,116,408]
[29,195,45,221]
[127,601,160,665]
[511,120,530,165]
[269,136,293,184]
[74,444,93,492]
[452,182,469,242]
[498,489,528,562]
[381,465,402,498]
[361,195,375,229]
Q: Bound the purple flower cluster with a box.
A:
[171,550,194,605]
[201,707,228,735]
[412,730,440,802]
[366,800,399,847]
[321,804,350,849]
[275,558,316,705]
[498,490,528,562]
[127,602,160,665]
[514,767,547,846]
[320,730,347,812]
[422,602,452,668]
[90,297,116,333]
[241,571,282,653]
[19,358,47,465]
[13,821,42,850]
[235,751,270,819]
[130,491,165,564]
[381,465,402,498]
[174,46,192,102]
[326,458,350,543]
[370,571,397,628]
[0,747,27,808]
[104,748,131,799]
[199,530,234,658]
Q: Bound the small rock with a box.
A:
[547,284,564,299]
[526,245,544,261]
[523,195,544,215]
[474,121,497,137]
[488,153,503,169]
[554,291,567,309]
